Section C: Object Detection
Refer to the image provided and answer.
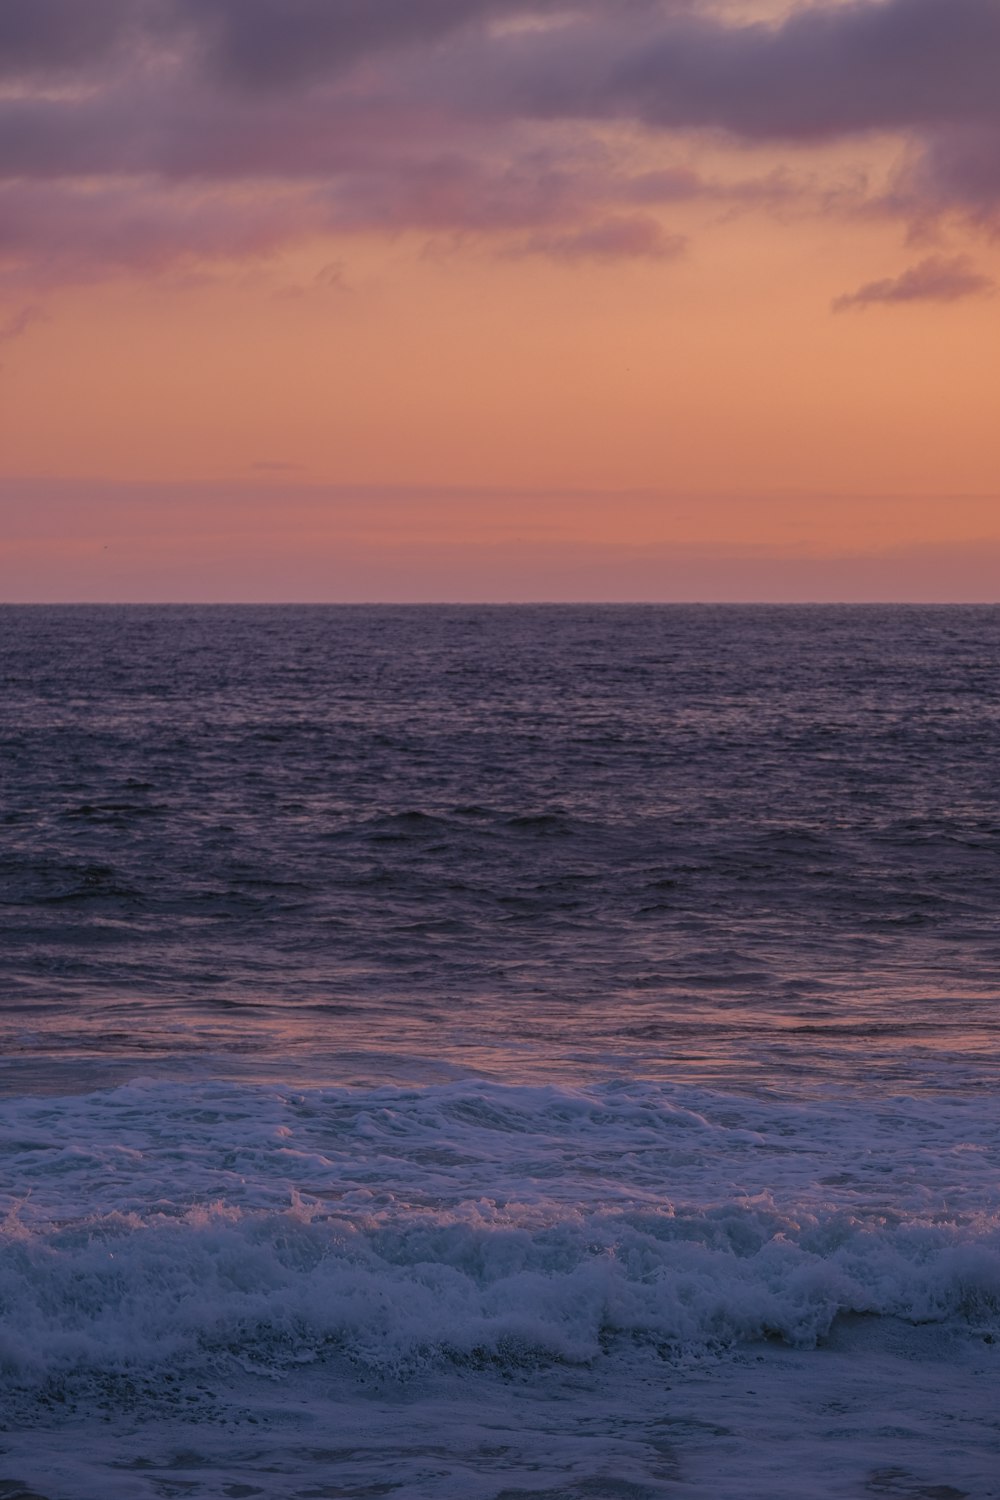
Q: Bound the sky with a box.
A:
[2,0,999,602]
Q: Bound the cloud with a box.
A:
[0,136,711,286]
[3,0,1000,283]
[0,0,514,85]
[518,213,685,261]
[832,254,996,311]
[892,124,1000,226]
[0,0,131,77]
[8,2,1000,149]
[4,477,1000,603]
[0,179,325,288]
[170,0,511,89]
[448,0,1000,141]
[0,302,46,342]
[409,0,1000,226]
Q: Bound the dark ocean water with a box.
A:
[2,606,999,1499]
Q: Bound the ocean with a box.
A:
[1,604,998,1499]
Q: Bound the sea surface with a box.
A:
[1,604,999,1499]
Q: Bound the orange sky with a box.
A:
[2,1,999,600]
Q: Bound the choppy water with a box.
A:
[2,605,999,1499]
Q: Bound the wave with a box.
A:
[2,1196,999,1394]
[2,1080,999,1396]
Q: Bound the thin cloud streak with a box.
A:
[3,479,998,600]
[516,213,686,261]
[0,302,46,342]
[832,254,996,310]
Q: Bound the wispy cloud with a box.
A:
[517,214,686,262]
[832,255,995,311]
[3,478,999,603]
[0,302,46,342]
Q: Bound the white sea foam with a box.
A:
[3,1079,999,1398]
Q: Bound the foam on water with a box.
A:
[4,1077,1000,1498]
[3,1078,999,1404]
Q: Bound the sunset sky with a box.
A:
[2,0,999,601]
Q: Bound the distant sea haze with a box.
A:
[2,604,998,1499]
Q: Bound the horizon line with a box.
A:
[2,600,998,609]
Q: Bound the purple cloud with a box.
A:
[7,2,1000,150]
[0,179,321,289]
[519,213,685,262]
[559,0,1000,141]
[0,302,46,342]
[2,0,1000,282]
[0,0,130,77]
[894,123,1000,223]
[169,0,510,88]
[832,254,996,310]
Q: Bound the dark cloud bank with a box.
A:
[1,0,998,289]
